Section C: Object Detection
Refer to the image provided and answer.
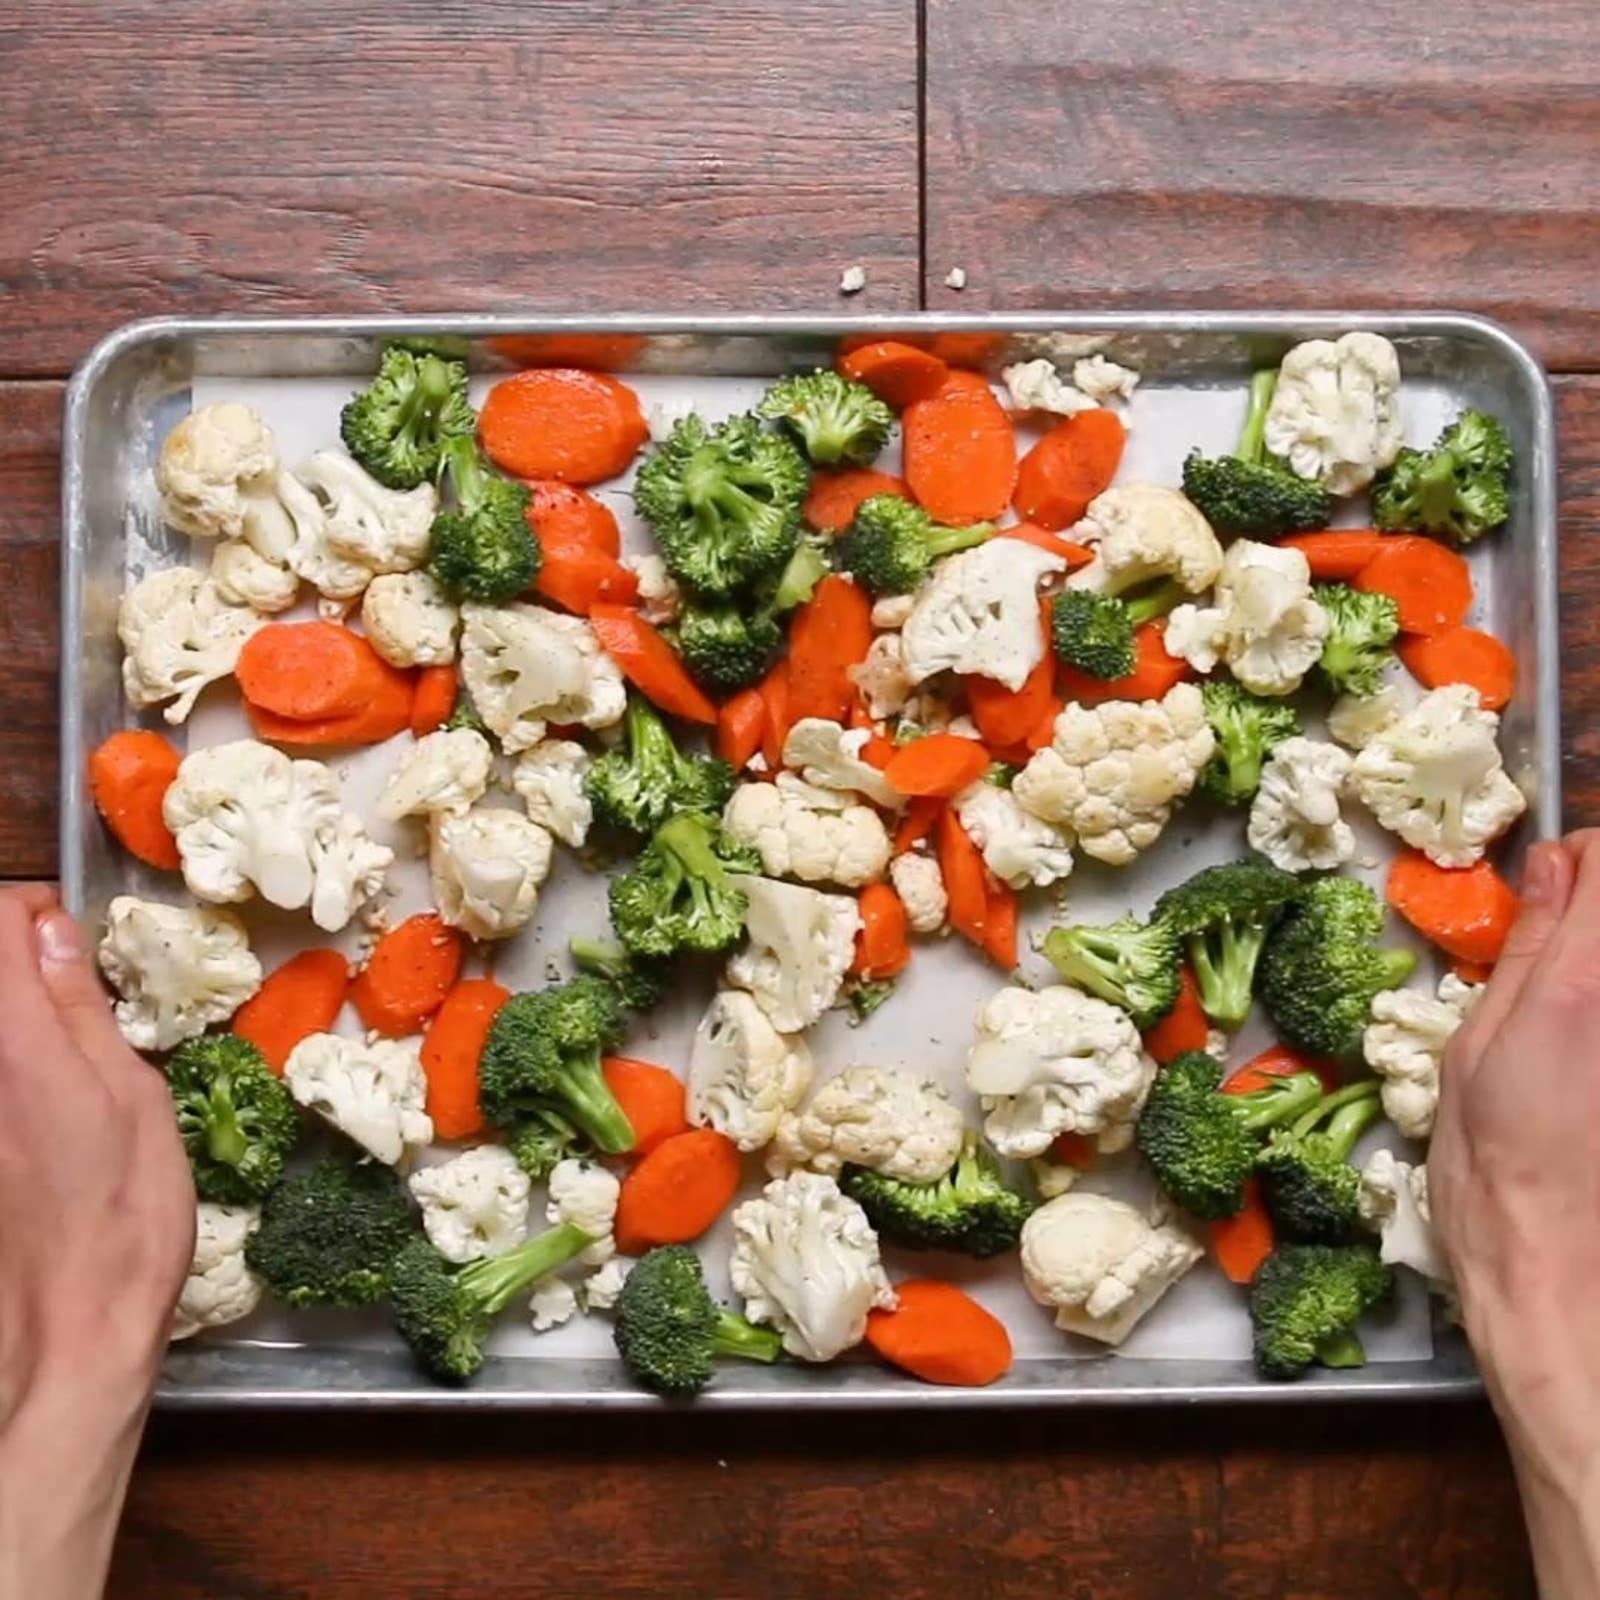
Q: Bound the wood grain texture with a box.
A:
[0,0,920,378]
[922,0,1600,369]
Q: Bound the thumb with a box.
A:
[1466,840,1574,1043]
[34,907,133,1071]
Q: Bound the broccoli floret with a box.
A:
[569,935,673,1013]
[846,977,897,1022]
[1258,876,1418,1061]
[1249,1241,1394,1381]
[426,435,539,604]
[677,602,783,694]
[243,1159,415,1308]
[768,537,830,614]
[585,695,735,837]
[1041,914,1181,1030]
[1316,583,1400,697]
[1152,860,1304,1029]
[507,1106,587,1182]
[1372,408,1513,544]
[613,1245,783,1396]
[392,1224,597,1382]
[1135,1051,1324,1221]
[478,975,634,1154]
[1256,1080,1383,1244]
[1182,369,1333,536]
[757,369,895,468]
[164,1034,299,1205]
[339,346,475,490]
[842,1137,1034,1258]
[442,686,490,737]
[1198,680,1301,805]
[608,813,759,961]
[1050,579,1185,680]
[835,494,992,597]
[634,413,807,601]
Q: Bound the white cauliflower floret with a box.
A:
[277,470,375,604]
[869,593,915,631]
[1013,683,1214,866]
[156,402,280,541]
[1001,359,1099,417]
[1362,973,1482,1140]
[118,567,265,724]
[284,1033,433,1167]
[1264,331,1403,495]
[850,633,914,720]
[547,1159,620,1267]
[729,1172,895,1363]
[309,812,396,933]
[460,602,626,754]
[1350,685,1527,867]
[429,807,554,940]
[580,1258,628,1313]
[529,1278,580,1332]
[966,984,1157,1159]
[361,571,460,667]
[98,897,261,1052]
[171,1202,262,1341]
[511,740,594,848]
[782,718,902,810]
[769,1065,965,1183]
[1029,1159,1081,1201]
[1021,1192,1202,1346]
[209,539,298,614]
[1359,1149,1454,1302]
[407,1146,531,1264]
[901,539,1064,692]
[296,449,436,575]
[624,552,682,626]
[377,728,494,821]
[1247,736,1356,873]
[1070,484,1222,596]
[688,990,814,1153]
[726,873,860,1033]
[1328,685,1403,750]
[723,777,890,889]
[954,780,1075,890]
[1072,355,1140,404]
[889,852,947,934]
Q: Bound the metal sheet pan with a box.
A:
[61,313,1559,1409]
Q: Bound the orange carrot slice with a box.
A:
[88,729,183,870]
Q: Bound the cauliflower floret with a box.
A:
[781,718,902,810]
[284,1033,433,1166]
[171,1202,262,1341]
[118,567,265,724]
[889,851,947,934]
[156,402,280,541]
[511,739,593,848]
[547,1158,620,1267]
[1264,332,1403,495]
[966,984,1157,1159]
[954,780,1075,890]
[1021,1192,1202,1346]
[209,539,299,614]
[310,813,397,933]
[769,1065,966,1183]
[1328,685,1403,750]
[1072,355,1141,404]
[529,1278,580,1332]
[276,469,375,604]
[429,806,554,941]
[901,539,1065,692]
[723,776,890,889]
[1247,736,1356,873]
[726,873,861,1033]
[460,602,626,754]
[377,728,494,822]
[729,1172,896,1362]
[408,1146,531,1264]
[1029,1159,1080,1201]
[1359,1149,1454,1303]
[580,1258,628,1313]
[98,897,261,1052]
[1362,973,1482,1140]
[624,552,682,627]
[296,449,436,575]
[850,633,914,721]
[1001,359,1099,417]
[869,593,916,631]
[360,571,460,667]
[1013,683,1214,866]
[688,989,814,1152]
[1069,484,1223,596]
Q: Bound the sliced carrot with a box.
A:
[893,796,942,856]
[903,386,1017,524]
[1224,1045,1340,1099]
[601,1056,689,1156]
[410,665,459,739]
[1278,529,1389,581]
[535,545,640,616]
[485,333,646,372]
[1026,695,1064,752]
[981,880,1019,970]
[759,661,791,772]
[802,468,910,534]
[1397,626,1516,712]
[418,978,510,1142]
[1354,537,1473,637]
[883,732,991,799]
[926,333,1005,367]
[231,948,350,1074]
[855,882,911,980]
[525,480,622,557]
[1454,959,1494,985]
[1012,408,1126,531]
[937,808,989,951]
[933,368,996,399]
[998,523,1097,567]
[1058,620,1190,706]
[236,621,383,721]
[1141,965,1209,1065]
[716,687,766,770]
[967,598,1057,749]
[479,368,648,485]
[865,1279,1013,1388]
[589,604,716,724]
[838,341,950,408]
[859,731,897,769]
[614,1129,743,1255]
[1050,1131,1097,1171]
[1210,1179,1276,1285]
[349,912,465,1038]
[786,574,873,726]
[1386,850,1518,967]
[88,728,182,870]
[247,660,415,748]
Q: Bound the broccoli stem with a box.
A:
[456,1222,595,1319]
[712,1311,783,1364]
[1236,369,1278,465]
[1314,1328,1368,1369]
[559,1060,639,1155]
[1187,922,1267,1030]
[1232,1073,1325,1134]
[770,541,829,614]
[1124,578,1186,628]
[441,434,488,509]
[395,355,453,452]
[204,1085,248,1169]
[925,522,991,562]
[1289,1080,1382,1155]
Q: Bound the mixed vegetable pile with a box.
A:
[97,327,1526,1391]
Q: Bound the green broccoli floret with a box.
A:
[1256,1080,1383,1244]
[164,1034,299,1205]
[1258,877,1418,1061]
[676,602,783,694]
[768,537,830,613]
[585,695,735,837]
[478,975,634,1154]
[1152,860,1304,1029]
[608,813,759,961]
[757,370,895,468]
[1181,369,1333,536]
[442,686,490,737]
[1250,1241,1394,1380]
[1041,914,1181,1030]
[1198,680,1301,805]
[634,413,807,601]
[1135,1051,1324,1221]
[426,435,539,604]
[1316,583,1400,697]
[835,494,992,597]
[842,1137,1034,1258]
[1050,579,1185,680]
[845,977,897,1022]
[392,1224,597,1383]
[569,935,674,1013]
[507,1106,587,1182]
[243,1159,415,1308]
[339,346,475,490]
[1372,408,1513,544]
[613,1245,783,1396]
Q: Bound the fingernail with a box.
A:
[1521,844,1559,905]
[35,910,83,967]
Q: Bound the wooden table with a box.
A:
[5,2,1597,1592]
